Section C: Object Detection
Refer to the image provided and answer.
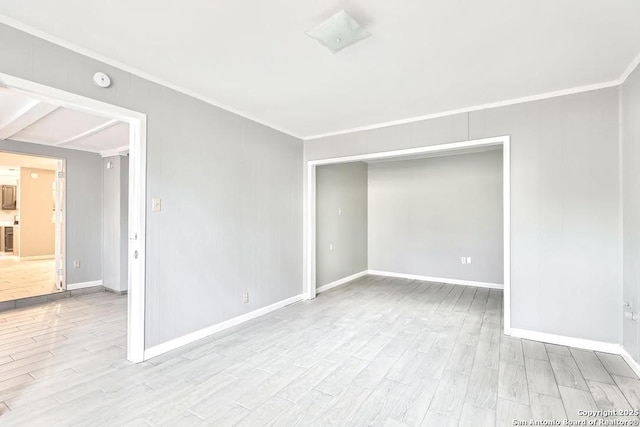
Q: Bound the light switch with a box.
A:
[152,198,161,212]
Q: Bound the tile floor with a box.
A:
[0,275,638,426]
[0,258,57,302]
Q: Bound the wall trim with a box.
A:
[66,280,103,290]
[2,16,638,142]
[509,328,620,354]
[368,270,503,290]
[19,255,54,261]
[317,270,368,294]
[619,346,640,378]
[619,51,640,86]
[143,293,305,360]
[304,81,620,141]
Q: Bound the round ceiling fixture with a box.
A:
[93,72,111,88]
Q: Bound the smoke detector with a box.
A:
[305,10,370,53]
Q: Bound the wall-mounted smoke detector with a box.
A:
[305,10,370,53]
[93,72,111,88]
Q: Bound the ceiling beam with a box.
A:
[0,101,59,140]
[55,119,119,146]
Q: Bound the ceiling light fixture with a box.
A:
[305,10,370,53]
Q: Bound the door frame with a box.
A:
[305,135,512,334]
[0,72,148,362]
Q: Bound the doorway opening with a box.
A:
[0,72,147,363]
[0,152,64,302]
[305,136,512,333]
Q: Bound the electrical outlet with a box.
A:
[467,257,472,264]
[242,292,249,304]
[330,243,334,252]
[152,198,161,212]
[338,208,342,216]
[461,257,466,264]
[73,260,80,269]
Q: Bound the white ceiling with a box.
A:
[0,89,129,155]
[1,1,640,139]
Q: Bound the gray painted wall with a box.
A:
[316,162,368,286]
[622,64,640,363]
[0,140,102,285]
[0,23,303,348]
[103,155,128,292]
[305,88,621,344]
[368,150,503,284]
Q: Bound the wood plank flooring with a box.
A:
[0,258,57,302]
[0,275,638,426]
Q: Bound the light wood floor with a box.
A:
[0,258,57,302]
[0,275,638,426]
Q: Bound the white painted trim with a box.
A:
[619,51,640,85]
[368,270,503,290]
[0,72,148,364]
[304,81,620,140]
[144,294,305,360]
[619,346,640,378]
[67,280,103,290]
[0,100,58,140]
[305,163,317,300]
[2,14,638,143]
[305,136,511,334]
[55,158,65,292]
[127,111,147,363]
[19,255,54,260]
[503,138,511,333]
[6,135,113,155]
[509,328,620,354]
[100,145,129,157]
[0,15,303,140]
[317,271,368,294]
[309,136,506,166]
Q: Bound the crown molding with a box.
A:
[2,14,639,142]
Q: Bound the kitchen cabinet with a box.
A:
[2,185,16,210]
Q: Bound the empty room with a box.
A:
[0,1,640,426]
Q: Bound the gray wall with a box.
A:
[316,162,368,286]
[103,155,128,292]
[622,64,640,363]
[368,150,503,284]
[0,140,102,285]
[305,88,621,344]
[0,23,303,348]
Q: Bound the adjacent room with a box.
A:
[0,1,640,426]
[0,152,60,302]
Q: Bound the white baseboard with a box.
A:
[20,255,55,261]
[509,328,620,354]
[620,346,640,378]
[67,280,103,290]
[317,270,368,294]
[368,270,503,290]
[143,293,305,360]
